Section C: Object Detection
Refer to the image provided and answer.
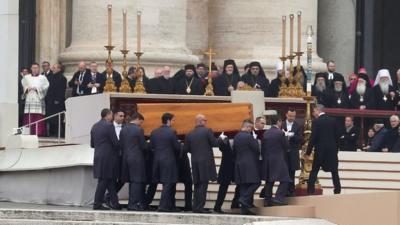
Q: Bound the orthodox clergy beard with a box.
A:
[315,82,326,92]
[334,86,342,93]
[356,83,366,96]
[379,81,389,95]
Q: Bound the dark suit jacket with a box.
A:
[102,70,122,92]
[323,72,345,89]
[46,72,67,116]
[184,125,218,184]
[217,139,235,184]
[261,126,291,182]
[82,72,106,95]
[120,123,148,183]
[90,119,120,179]
[306,114,339,172]
[282,121,303,171]
[212,73,240,96]
[369,128,388,152]
[150,125,182,183]
[338,126,359,151]
[68,69,90,96]
[384,126,400,152]
[233,131,261,184]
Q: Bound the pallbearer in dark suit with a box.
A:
[120,112,148,211]
[233,120,261,215]
[177,144,193,211]
[213,137,240,214]
[184,114,220,213]
[305,104,341,194]
[282,109,303,196]
[150,113,182,212]
[90,109,120,210]
[261,115,291,206]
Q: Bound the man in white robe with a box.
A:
[21,63,49,136]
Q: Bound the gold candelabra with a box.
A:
[104,45,117,93]
[133,52,146,93]
[119,49,132,93]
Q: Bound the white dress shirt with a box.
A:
[114,121,122,139]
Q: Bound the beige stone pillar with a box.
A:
[59,0,199,76]
[0,0,19,147]
[209,0,325,77]
[186,0,209,59]
[35,0,65,65]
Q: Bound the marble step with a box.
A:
[0,208,300,225]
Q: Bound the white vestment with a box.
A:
[21,74,49,115]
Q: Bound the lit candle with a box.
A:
[289,14,294,56]
[297,11,302,52]
[282,16,286,57]
[137,11,141,52]
[123,10,127,50]
[107,4,112,46]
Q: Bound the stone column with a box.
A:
[35,0,64,65]
[0,0,19,147]
[59,0,199,76]
[317,0,356,80]
[209,0,325,78]
[186,0,209,60]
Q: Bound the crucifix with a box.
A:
[204,47,216,96]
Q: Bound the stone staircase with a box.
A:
[0,205,329,225]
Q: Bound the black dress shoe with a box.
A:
[93,204,110,210]
[145,205,158,211]
[127,204,145,211]
[213,208,225,214]
[238,200,252,209]
[231,201,240,209]
[263,201,273,207]
[193,209,212,214]
[271,199,288,206]
[240,207,256,215]
[157,207,182,213]
[183,206,193,212]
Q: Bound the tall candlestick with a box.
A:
[137,11,142,53]
[123,10,127,50]
[107,4,112,46]
[297,11,302,52]
[289,14,294,56]
[282,16,286,57]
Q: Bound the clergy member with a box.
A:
[312,73,334,107]
[152,66,174,94]
[174,64,205,95]
[331,76,350,108]
[212,59,240,96]
[324,60,345,90]
[196,63,208,87]
[68,61,90,97]
[21,63,49,136]
[350,73,375,109]
[373,69,397,110]
[147,68,163,93]
[45,63,67,137]
[241,61,270,97]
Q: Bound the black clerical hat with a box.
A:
[185,64,196,72]
[358,73,371,88]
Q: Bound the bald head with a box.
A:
[78,61,86,72]
[195,114,207,126]
[51,63,62,73]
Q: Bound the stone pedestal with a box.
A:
[59,0,199,75]
[0,0,19,148]
[209,0,325,78]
